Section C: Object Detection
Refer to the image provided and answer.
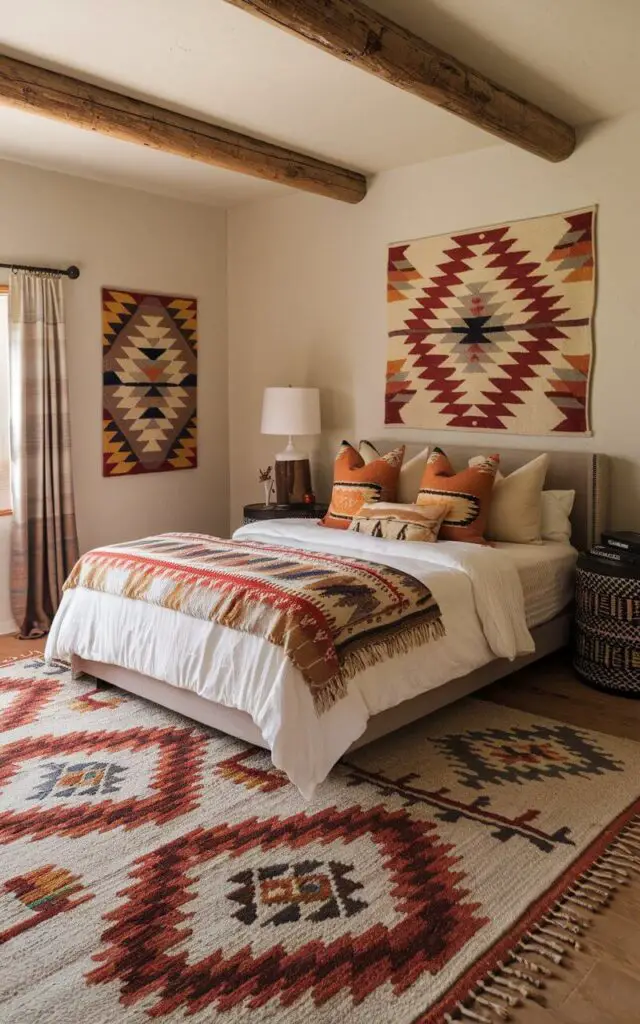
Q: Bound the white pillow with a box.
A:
[469,453,549,544]
[541,489,575,543]
[358,440,430,505]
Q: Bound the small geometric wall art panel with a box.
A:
[386,207,596,435]
[102,289,197,476]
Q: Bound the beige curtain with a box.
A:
[9,271,79,637]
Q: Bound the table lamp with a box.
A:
[261,387,321,506]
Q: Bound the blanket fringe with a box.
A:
[444,811,640,1023]
[315,616,445,714]
[336,616,444,684]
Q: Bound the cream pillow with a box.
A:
[469,453,549,543]
[359,441,430,505]
[541,489,575,543]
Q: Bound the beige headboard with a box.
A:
[372,443,609,552]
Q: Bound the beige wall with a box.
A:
[228,111,640,533]
[0,159,227,629]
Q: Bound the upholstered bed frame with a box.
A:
[72,446,609,755]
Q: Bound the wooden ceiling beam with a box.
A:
[0,53,367,204]
[223,0,576,163]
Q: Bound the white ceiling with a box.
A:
[0,0,637,207]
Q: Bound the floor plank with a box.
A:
[560,961,640,1023]
[1,636,638,1021]
[0,633,45,660]
[482,651,640,742]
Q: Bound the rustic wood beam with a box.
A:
[0,54,367,204]
[223,0,576,163]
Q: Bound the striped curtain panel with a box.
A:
[9,272,79,638]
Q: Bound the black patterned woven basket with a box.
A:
[574,558,640,697]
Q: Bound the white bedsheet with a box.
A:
[496,541,578,628]
[46,522,534,799]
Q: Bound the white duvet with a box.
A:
[46,521,534,799]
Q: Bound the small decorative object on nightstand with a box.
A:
[258,466,274,507]
[243,502,328,526]
[574,534,640,696]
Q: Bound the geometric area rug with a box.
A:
[1,655,640,1024]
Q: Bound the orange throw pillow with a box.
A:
[321,441,405,530]
[417,447,500,544]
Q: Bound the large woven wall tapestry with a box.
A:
[102,289,197,476]
[386,207,596,435]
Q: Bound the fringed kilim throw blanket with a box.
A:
[64,533,444,712]
[3,654,640,1024]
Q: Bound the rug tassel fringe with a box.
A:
[501,965,545,989]
[445,1005,493,1023]
[536,926,581,950]
[615,838,640,856]
[444,810,640,1023]
[607,853,640,870]
[543,911,585,935]
[476,994,513,1019]
[478,981,520,1007]
[513,955,553,977]
[572,882,610,902]
[520,940,563,964]
[565,889,603,912]
[619,828,640,847]
[585,870,623,889]
[592,861,629,879]
[487,973,541,1002]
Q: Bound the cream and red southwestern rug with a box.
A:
[1,654,639,1024]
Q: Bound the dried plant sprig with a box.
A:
[258,466,273,483]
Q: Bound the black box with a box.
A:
[601,531,640,556]
[591,544,640,568]
[580,549,640,580]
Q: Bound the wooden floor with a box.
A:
[2,634,639,1022]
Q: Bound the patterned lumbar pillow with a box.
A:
[320,441,405,530]
[468,453,549,544]
[349,500,450,542]
[417,447,500,544]
[359,440,431,505]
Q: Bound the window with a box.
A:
[0,288,10,514]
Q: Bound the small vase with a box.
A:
[263,482,273,507]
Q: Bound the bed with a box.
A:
[46,445,608,799]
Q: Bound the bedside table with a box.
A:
[574,551,640,696]
[243,503,328,525]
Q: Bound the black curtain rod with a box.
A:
[0,262,80,279]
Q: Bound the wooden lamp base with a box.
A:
[275,458,312,506]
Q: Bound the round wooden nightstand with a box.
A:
[574,551,640,696]
[243,503,328,525]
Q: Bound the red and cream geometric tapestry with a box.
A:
[386,207,596,435]
[102,288,197,476]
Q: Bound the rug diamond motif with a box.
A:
[433,722,624,790]
[88,805,485,1013]
[0,725,207,843]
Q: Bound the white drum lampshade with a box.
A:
[261,387,321,506]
